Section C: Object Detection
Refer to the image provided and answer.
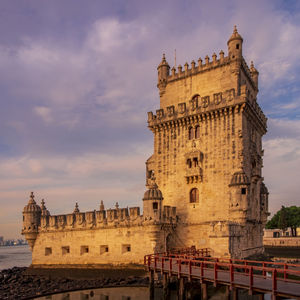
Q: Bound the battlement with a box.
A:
[147,85,267,131]
[37,202,177,232]
[166,55,257,91]
[167,51,229,82]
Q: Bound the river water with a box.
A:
[0,246,292,299]
[0,245,31,270]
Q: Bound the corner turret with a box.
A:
[228,170,250,218]
[157,54,170,96]
[227,25,243,60]
[143,173,163,222]
[250,61,259,90]
[22,192,41,250]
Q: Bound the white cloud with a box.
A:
[263,119,300,215]
[33,106,53,123]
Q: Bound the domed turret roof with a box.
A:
[229,170,250,186]
[227,25,243,45]
[143,174,163,201]
[157,53,170,69]
[23,192,41,213]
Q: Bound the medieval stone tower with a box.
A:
[22,27,269,264]
[146,26,269,258]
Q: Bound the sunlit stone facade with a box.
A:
[22,27,269,266]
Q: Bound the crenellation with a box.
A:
[85,211,95,228]
[212,52,217,64]
[49,215,57,229]
[57,215,66,228]
[205,55,209,65]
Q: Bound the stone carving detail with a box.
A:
[57,215,66,228]
[213,93,222,105]
[76,213,85,228]
[201,96,210,108]
[178,102,186,114]
[49,216,57,228]
[85,211,95,228]
[66,214,74,228]
[167,105,175,117]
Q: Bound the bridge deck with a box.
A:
[145,254,300,299]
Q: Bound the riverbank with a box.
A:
[0,266,148,300]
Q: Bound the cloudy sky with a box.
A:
[0,0,300,239]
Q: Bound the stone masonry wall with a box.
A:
[32,223,166,266]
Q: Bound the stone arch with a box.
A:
[188,127,194,140]
[190,188,199,203]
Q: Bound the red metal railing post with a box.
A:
[263,262,266,277]
[154,256,157,272]
[148,256,151,270]
[230,263,234,287]
[178,259,181,278]
[161,257,164,273]
[249,266,253,292]
[214,262,218,285]
[200,261,203,283]
[189,260,192,281]
[272,269,277,293]
[169,258,172,275]
[284,264,288,281]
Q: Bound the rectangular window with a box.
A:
[80,245,89,255]
[100,245,109,254]
[122,244,131,253]
[241,188,246,195]
[45,247,52,256]
[62,246,70,255]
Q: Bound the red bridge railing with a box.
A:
[144,252,300,298]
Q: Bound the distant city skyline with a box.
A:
[0,0,300,238]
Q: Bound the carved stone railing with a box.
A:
[148,88,266,130]
[39,205,177,232]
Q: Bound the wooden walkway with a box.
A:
[144,253,300,299]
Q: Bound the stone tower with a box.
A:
[143,174,163,222]
[22,192,41,249]
[146,27,269,258]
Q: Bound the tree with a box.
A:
[278,206,288,231]
[266,206,300,236]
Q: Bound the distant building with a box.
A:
[22,27,269,267]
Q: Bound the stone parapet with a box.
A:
[148,91,266,132]
[39,204,177,232]
[264,237,300,247]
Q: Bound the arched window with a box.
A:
[187,159,192,168]
[188,127,194,140]
[191,94,200,110]
[193,157,198,167]
[190,188,199,203]
[195,125,200,139]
